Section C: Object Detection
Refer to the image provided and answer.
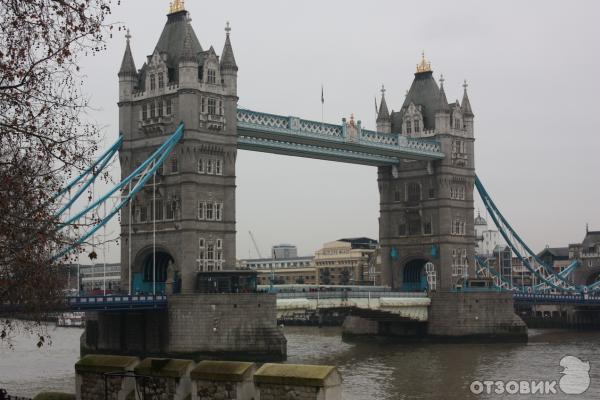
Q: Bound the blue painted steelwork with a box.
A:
[475,176,596,294]
[53,124,185,260]
[68,295,167,311]
[514,293,600,305]
[55,136,123,218]
[475,255,517,291]
[236,109,444,165]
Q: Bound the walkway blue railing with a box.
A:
[68,295,168,311]
[514,293,600,305]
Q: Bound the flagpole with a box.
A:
[321,84,324,125]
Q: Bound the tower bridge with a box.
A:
[66,3,538,360]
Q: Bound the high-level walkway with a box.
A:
[237,109,445,166]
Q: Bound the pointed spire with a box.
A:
[180,22,196,63]
[461,79,474,116]
[437,74,450,112]
[376,84,390,122]
[221,21,238,71]
[118,29,137,77]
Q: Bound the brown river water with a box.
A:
[1,325,600,399]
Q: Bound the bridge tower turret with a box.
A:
[378,54,476,292]
[118,5,238,294]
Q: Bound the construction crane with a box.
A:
[248,230,263,258]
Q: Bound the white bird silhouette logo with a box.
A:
[559,356,590,395]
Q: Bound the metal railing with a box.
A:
[68,294,168,311]
[276,291,428,300]
[514,293,600,305]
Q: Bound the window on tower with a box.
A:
[423,219,432,235]
[157,100,163,117]
[451,219,466,235]
[407,182,421,203]
[207,68,216,84]
[166,98,172,115]
[215,203,222,221]
[208,98,216,115]
[398,223,407,237]
[155,199,164,221]
[150,74,156,91]
[414,119,420,132]
[165,199,175,220]
[150,102,156,118]
[393,187,401,202]
[170,156,178,173]
[197,200,205,220]
[158,73,164,89]
[142,104,148,120]
[215,160,222,175]
[406,120,412,134]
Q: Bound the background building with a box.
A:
[256,267,317,286]
[71,263,122,293]
[314,238,378,285]
[475,212,504,256]
[272,244,298,259]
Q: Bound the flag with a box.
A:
[321,85,324,104]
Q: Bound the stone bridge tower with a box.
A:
[118,3,238,294]
[377,55,476,292]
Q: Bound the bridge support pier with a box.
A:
[81,293,287,361]
[340,292,527,342]
[426,291,527,342]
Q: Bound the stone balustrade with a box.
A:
[74,355,342,400]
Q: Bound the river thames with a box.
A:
[1,325,599,399]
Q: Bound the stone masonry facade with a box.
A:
[377,58,475,291]
[118,7,239,293]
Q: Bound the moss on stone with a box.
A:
[190,360,254,382]
[33,392,76,400]
[75,355,139,374]
[134,358,193,378]
[254,363,338,387]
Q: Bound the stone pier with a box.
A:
[82,293,287,361]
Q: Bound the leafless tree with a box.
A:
[0,0,119,345]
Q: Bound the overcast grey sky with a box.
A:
[79,0,600,262]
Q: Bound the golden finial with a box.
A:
[416,51,432,73]
[169,0,185,14]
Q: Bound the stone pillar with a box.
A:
[190,361,256,400]
[75,355,139,400]
[427,291,527,341]
[254,364,342,400]
[133,358,194,400]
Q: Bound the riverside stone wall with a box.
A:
[75,356,342,400]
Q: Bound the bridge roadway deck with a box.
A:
[64,292,600,313]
